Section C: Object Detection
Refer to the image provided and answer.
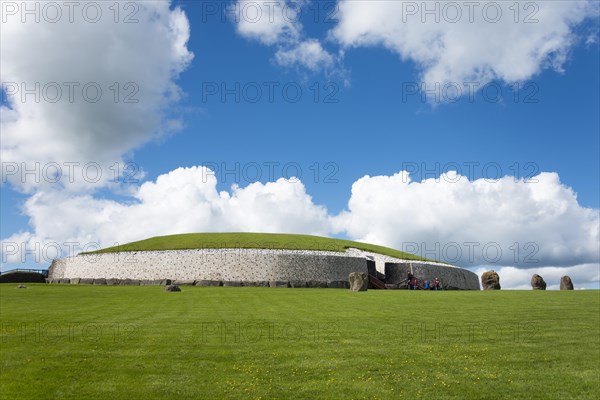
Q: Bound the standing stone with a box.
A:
[531,274,547,290]
[349,272,368,292]
[560,276,574,290]
[481,270,501,290]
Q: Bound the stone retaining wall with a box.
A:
[384,262,480,290]
[49,249,368,285]
[48,248,480,289]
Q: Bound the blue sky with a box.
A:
[1,0,599,289]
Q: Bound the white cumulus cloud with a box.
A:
[233,0,339,73]
[234,0,301,45]
[330,0,597,98]
[332,171,599,268]
[1,0,193,192]
[275,39,335,71]
[1,166,332,265]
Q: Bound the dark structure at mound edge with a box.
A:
[0,270,46,284]
[48,233,481,290]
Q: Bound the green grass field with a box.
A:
[84,232,431,262]
[1,285,598,399]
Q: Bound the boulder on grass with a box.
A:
[164,284,181,292]
[481,270,501,290]
[79,278,94,284]
[93,278,107,285]
[269,281,290,288]
[531,274,547,290]
[560,276,574,290]
[306,281,328,288]
[349,272,368,292]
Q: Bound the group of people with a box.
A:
[407,272,442,290]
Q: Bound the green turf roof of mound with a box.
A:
[83,232,433,262]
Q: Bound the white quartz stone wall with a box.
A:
[48,247,479,289]
[49,249,369,282]
[346,248,454,274]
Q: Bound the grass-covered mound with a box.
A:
[84,232,431,262]
[1,285,598,399]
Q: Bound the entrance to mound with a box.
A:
[384,263,412,285]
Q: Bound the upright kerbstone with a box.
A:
[349,272,368,292]
[140,279,162,286]
[195,280,223,286]
[172,280,195,286]
[481,270,501,290]
[328,281,349,289]
[269,281,290,288]
[531,274,547,290]
[289,281,307,288]
[560,276,574,290]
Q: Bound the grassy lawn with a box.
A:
[83,232,430,262]
[1,285,598,399]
